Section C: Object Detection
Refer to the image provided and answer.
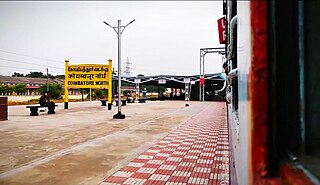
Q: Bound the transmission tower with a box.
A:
[123,56,132,76]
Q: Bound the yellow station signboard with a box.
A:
[64,59,113,109]
[66,63,111,89]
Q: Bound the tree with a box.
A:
[25,72,45,78]
[82,88,90,94]
[54,75,65,79]
[12,72,65,79]
[12,72,24,77]
[0,85,13,94]
[0,85,5,94]
[12,84,26,94]
[44,73,55,79]
[38,84,63,99]
[92,89,107,99]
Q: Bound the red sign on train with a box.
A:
[217,17,226,44]
[200,77,205,86]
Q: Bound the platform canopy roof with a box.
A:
[113,73,225,89]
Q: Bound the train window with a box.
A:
[268,0,320,180]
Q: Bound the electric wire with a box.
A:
[0,58,64,70]
[0,65,63,74]
[0,49,62,64]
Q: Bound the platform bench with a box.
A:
[138,99,146,103]
[114,100,127,106]
[100,100,107,106]
[26,105,58,116]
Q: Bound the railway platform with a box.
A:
[100,102,229,185]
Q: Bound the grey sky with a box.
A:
[0,1,224,77]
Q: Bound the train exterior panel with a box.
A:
[228,1,252,185]
[224,0,320,184]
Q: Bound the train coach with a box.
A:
[222,0,320,184]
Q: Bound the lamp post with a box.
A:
[104,19,135,119]
[46,68,49,91]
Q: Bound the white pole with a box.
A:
[137,83,140,102]
[103,19,135,119]
[46,68,49,91]
[117,20,122,114]
[90,88,92,103]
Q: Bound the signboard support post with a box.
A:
[64,60,69,109]
[108,59,113,110]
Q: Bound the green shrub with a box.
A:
[0,85,13,94]
[95,89,107,99]
[38,84,63,99]
[86,89,107,100]
[12,84,26,94]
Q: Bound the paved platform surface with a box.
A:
[1,101,214,185]
[101,102,229,185]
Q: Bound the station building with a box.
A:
[0,75,83,96]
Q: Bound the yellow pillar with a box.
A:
[108,59,113,110]
[64,60,69,109]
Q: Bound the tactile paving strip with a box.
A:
[101,102,229,185]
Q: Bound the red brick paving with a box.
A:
[101,102,229,185]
